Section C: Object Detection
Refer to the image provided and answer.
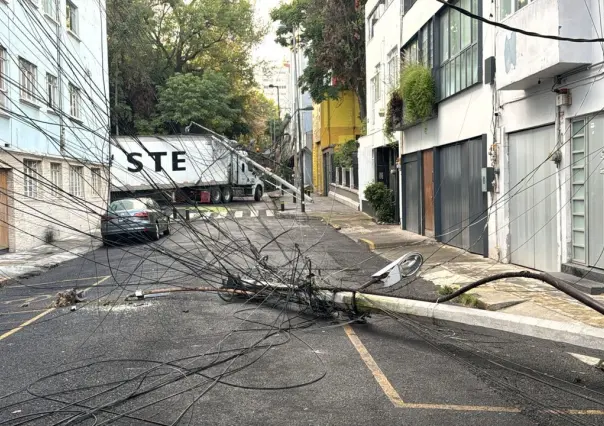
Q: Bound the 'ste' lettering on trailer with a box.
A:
[126,151,187,172]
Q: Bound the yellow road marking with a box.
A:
[344,324,604,415]
[0,276,110,342]
[0,308,55,341]
[343,324,405,406]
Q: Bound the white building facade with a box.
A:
[494,0,604,278]
[398,0,496,259]
[383,0,604,281]
[0,0,109,252]
[358,0,403,219]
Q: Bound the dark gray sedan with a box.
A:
[101,198,170,244]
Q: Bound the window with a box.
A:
[24,160,40,198]
[500,0,533,20]
[369,77,376,123]
[70,166,84,197]
[43,0,57,19]
[373,64,381,101]
[19,58,37,103]
[91,168,101,193]
[46,74,57,108]
[402,21,432,67]
[50,163,62,196]
[0,46,6,109]
[438,0,480,99]
[66,1,78,34]
[367,3,384,40]
[69,83,80,118]
[387,48,399,89]
[403,0,418,13]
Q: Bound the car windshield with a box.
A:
[108,200,147,212]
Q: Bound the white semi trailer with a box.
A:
[111,134,265,204]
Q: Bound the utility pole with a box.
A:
[292,28,305,212]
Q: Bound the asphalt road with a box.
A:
[1,200,604,425]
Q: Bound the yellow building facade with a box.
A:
[312,91,362,195]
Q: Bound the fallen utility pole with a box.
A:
[185,121,313,202]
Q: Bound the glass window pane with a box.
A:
[455,55,461,93]
[573,200,585,214]
[573,184,585,199]
[572,120,585,137]
[472,0,478,41]
[573,231,585,246]
[461,0,471,49]
[573,246,585,261]
[440,11,449,63]
[472,44,478,83]
[439,68,445,100]
[429,21,433,67]
[450,9,460,56]
[460,51,467,90]
[573,215,585,230]
[572,152,585,168]
[500,0,512,19]
[448,62,454,97]
[573,135,585,151]
[573,168,586,183]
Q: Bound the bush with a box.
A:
[400,63,435,123]
[333,140,358,168]
[364,182,395,223]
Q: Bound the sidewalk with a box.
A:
[272,192,604,329]
[0,231,102,283]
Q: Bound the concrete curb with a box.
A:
[344,293,604,351]
[356,238,430,251]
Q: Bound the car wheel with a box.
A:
[163,220,171,236]
[254,185,263,202]
[210,187,222,204]
[221,186,233,203]
[148,223,160,241]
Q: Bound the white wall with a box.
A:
[358,0,401,209]
[494,0,604,267]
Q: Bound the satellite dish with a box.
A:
[372,252,424,288]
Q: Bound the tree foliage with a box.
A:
[157,72,239,134]
[364,182,395,223]
[270,0,367,120]
[107,0,267,137]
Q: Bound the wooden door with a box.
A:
[0,170,9,250]
[422,150,435,237]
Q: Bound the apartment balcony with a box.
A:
[496,0,593,90]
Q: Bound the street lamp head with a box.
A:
[268,84,276,88]
[300,106,314,112]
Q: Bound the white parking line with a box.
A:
[235,211,243,218]
[250,210,259,218]
[266,210,274,217]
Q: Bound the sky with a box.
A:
[252,0,290,63]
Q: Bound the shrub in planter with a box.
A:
[400,64,435,123]
[384,91,404,139]
[364,182,395,223]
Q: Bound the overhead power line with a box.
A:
[435,0,604,43]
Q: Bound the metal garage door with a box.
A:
[509,126,558,271]
[437,138,487,256]
[402,153,421,233]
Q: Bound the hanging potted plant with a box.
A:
[384,91,404,140]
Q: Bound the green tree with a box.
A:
[157,72,240,134]
[270,0,367,120]
[107,0,265,136]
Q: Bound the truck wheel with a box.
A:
[254,185,263,202]
[221,186,233,203]
[210,187,222,204]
